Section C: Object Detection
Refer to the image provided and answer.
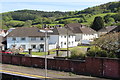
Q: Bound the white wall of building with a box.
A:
[7,34,77,52]
[58,35,76,48]
[7,37,46,52]
[73,33,98,45]
[82,33,98,41]
[49,35,59,44]
[48,34,76,49]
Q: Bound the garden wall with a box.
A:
[1,54,120,79]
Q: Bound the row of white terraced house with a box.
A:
[6,23,99,52]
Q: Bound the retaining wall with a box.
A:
[1,54,120,79]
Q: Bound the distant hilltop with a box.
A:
[1,1,120,29]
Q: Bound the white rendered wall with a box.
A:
[7,34,77,52]
[59,35,76,48]
[82,33,98,41]
[7,37,46,52]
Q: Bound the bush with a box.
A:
[96,50,108,57]
[70,48,86,59]
[108,52,117,58]
[86,46,108,57]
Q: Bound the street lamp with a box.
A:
[39,29,53,80]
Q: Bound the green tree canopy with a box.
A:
[93,32,120,58]
[23,20,32,27]
[91,16,104,31]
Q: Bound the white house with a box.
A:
[48,27,76,50]
[7,27,47,52]
[7,27,76,52]
[65,23,98,45]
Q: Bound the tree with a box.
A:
[91,16,104,31]
[3,16,13,22]
[93,32,120,58]
[112,13,120,22]
[59,20,78,24]
[33,17,42,24]
[104,14,115,24]
[23,20,32,27]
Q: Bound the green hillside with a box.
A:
[81,13,117,25]
[0,1,120,29]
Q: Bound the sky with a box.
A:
[0,0,118,13]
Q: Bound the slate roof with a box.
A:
[7,27,75,37]
[79,27,96,34]
[65,23,96,34]
[7,27,45,37]
[65,23,83,28]
[98,26,118,33]
[50,27,75,35]
[109,26,120,32]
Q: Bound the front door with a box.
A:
[40,44,44,52]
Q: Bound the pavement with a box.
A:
[0,63,111,80]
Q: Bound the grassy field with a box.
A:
[64,18,80,21]
[20,46,89,56]
[47,24,64,26]
[21,51,55,56]
[60,13,116,26]
[49,46,89,51]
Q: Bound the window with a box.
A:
[64,36,66,38]
[31,37,36,41]
[40,44,44,52]
[12,37,16,41]
[40,44,44,48]
[40,37,44,40]
[69,42,70,45]
[21,37,26,41]
[64,42,66,45]
[69,35,71,38]
[31,45,36,49]
[72,41,74,45]
[61,42,63,47]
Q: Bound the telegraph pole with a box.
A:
[67,25,69,57]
